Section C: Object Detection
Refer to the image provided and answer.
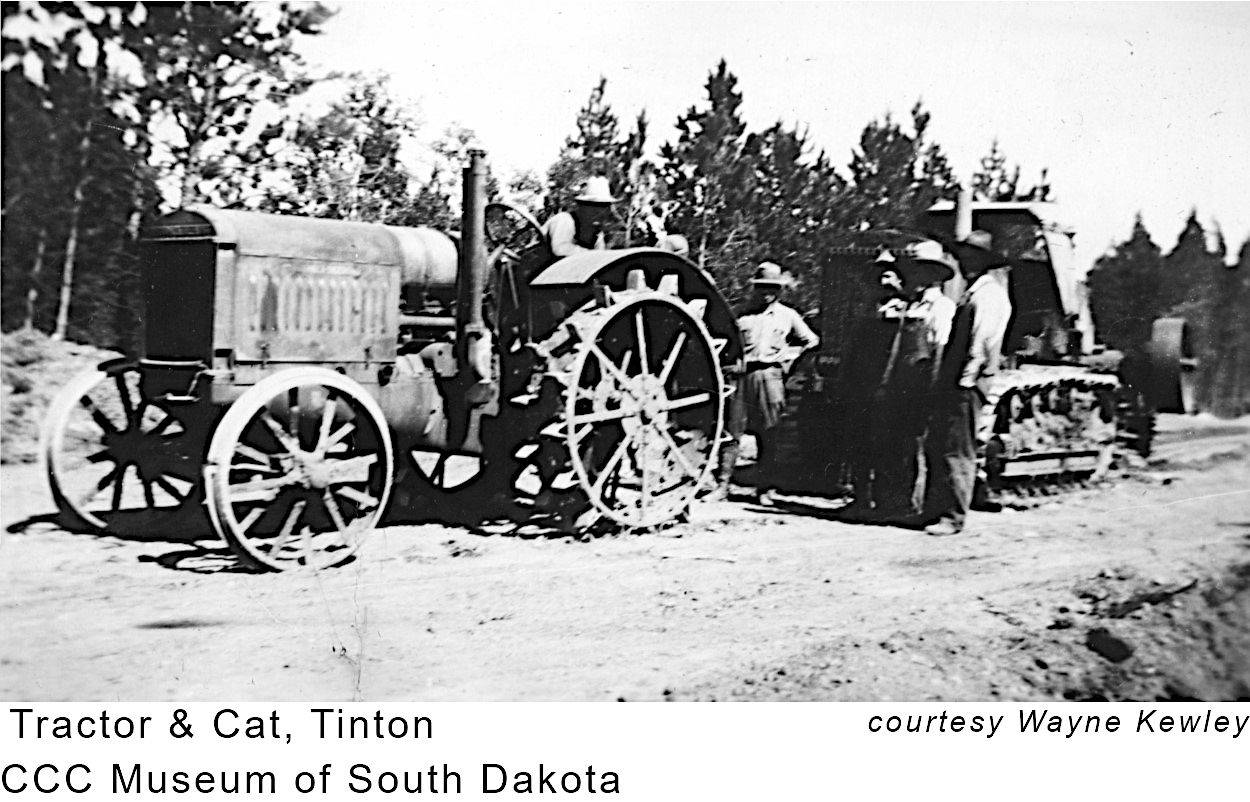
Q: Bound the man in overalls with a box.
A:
[843,241,956,523]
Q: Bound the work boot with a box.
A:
[837,500,878,523]
[972,482,1002,512]
[923,517,963,537]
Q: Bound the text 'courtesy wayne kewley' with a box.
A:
[868,709,1249,739]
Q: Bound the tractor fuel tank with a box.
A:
[388,224,459,300]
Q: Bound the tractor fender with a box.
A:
[528,248,742,364]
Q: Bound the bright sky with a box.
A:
[297,1,1250,269]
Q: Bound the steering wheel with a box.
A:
[484,202,545,266]
[483,203,546,345]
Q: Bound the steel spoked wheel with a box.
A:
[42,365,201,534]
[566,295,723,527]
[503,267,726,530]
[205,369,393,571]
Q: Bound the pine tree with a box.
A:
[910,102,960,211]
[735,122,846,310]
[1087,214,1164,353]
[658,60,752,288]
[1203,239,1250,416]
[1,64,59,332]
[971,139,1018,201]
[1,1,329,349]
[843,102,958,232]
[1160,211,1217,313]
[1159,211,1223,408]
[971,139,1052,202]
[546,78,651,245]
[1,1,157,347]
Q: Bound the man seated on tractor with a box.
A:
[493,176,619,349]
[542,176,617,259]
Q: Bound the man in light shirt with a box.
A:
[881,241,957,520]
[922,230,1012,536]
[713,262,819,506]
[908,244,957,355]
[541,176,616,259]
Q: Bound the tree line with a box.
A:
[1088,215,1250,417]
[3,2,1246,415]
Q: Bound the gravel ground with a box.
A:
[1,413,1247,702]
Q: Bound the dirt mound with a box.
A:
[0,330,120,464]
[1043,562,1250,700]
[686,560,1250,702]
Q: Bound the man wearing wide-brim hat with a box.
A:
[842,240,957,523]
[542,175,618,259]
[948,228,1011,273]
[922,229,1013,536]
[712,261,819,506]
[898,239,958,352]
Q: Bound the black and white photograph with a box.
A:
[2,0,1248,706]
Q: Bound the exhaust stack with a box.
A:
[941,185,976,299]
[456,150,492,383]
[954,185,974,242]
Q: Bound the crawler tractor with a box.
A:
[42,152,740,570]
[778,191,1193,494]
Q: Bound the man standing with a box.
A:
[841,251,910,520]
[908,241,957,358]
[923,230,1012,536]
[843,242,956,522]
[714,262,819,506]
[542,176,617,258]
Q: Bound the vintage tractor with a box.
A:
[777,190,1192,494]
[41,152,740,570]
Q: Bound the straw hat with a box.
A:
[902,239,957,284]
[575,176,619,204]
[952,230,1010,270]
[750,261,788,287]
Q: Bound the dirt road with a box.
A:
[2,416,1248,701]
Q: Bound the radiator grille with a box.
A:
[143,241,215,361]
[246,273,391,335]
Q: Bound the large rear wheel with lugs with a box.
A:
[504,269,726,530]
